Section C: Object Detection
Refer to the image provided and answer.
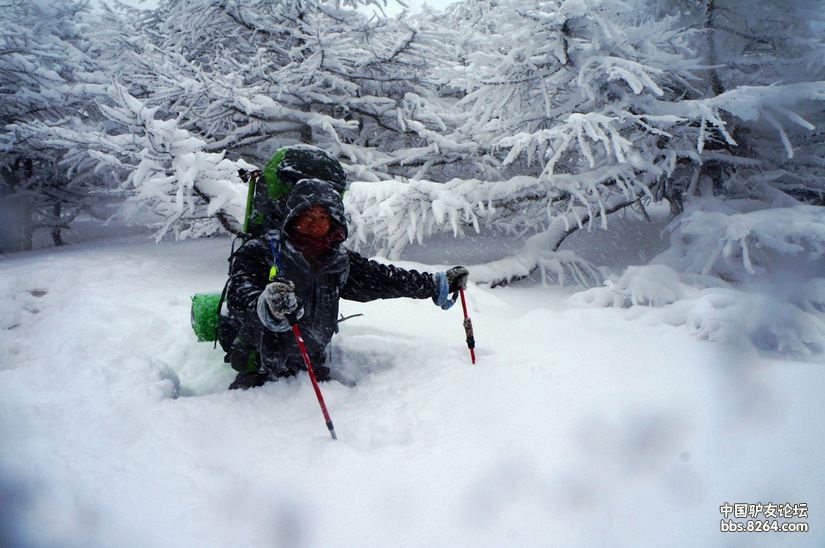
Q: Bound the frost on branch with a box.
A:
[655,202,825,282]
[102,84,251,241]
[345,178,486,259]
[573,265,825,358]
[572,203,825,357]
[345,176,611,287]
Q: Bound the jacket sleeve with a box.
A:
[340,249,438,303]
[226,238,271,329]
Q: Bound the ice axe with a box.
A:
[286,310,338,440]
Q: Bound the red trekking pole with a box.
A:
[459,288,476,364]
[287,312,337,440]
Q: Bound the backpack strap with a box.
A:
[268,234,282,281]
[214,236,245,349]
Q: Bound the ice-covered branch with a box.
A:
[345,176,644,286]
[656,202,825,282]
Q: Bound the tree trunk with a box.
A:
[300,103,313,144]
[21,200,33,252]
[51,202,64,246]
[704,0,726,96]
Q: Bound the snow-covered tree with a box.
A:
[13,0,493,241]
[117,0,480,182]
[349,0,825,290]
[350,0,704,283]
[0,0,120,250]
[4,0,482,243]
[24,82,256,241]
[639,0,825,208]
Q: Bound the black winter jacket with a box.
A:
[226,179,438,378]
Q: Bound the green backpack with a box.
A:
[190,145,347,344]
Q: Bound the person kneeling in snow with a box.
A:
[225,178,468,390]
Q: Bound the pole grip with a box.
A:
[463,317,475,349]
[459,289,476,364]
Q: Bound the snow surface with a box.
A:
[1,234,823,547]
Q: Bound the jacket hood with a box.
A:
[281,178,348,240]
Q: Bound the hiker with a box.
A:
[214,144,348,354]
[224,178,469,389]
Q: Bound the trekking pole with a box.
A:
[286,312,337,440]
[459,288,476,364]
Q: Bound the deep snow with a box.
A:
[1,233,823,547]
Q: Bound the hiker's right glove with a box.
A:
[432,272,456,310]
[257,279,302,331]
[446,266,469,293]
[432,266,470,310]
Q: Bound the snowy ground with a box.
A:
[1,234,823,547]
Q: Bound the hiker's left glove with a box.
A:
[432,266,468,310]
[257,279,302,331]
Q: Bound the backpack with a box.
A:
[244,145,347,240]
[190,145,347,350]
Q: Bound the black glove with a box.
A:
[445,266,469,293]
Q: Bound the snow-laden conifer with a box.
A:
[0,0,123,249]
